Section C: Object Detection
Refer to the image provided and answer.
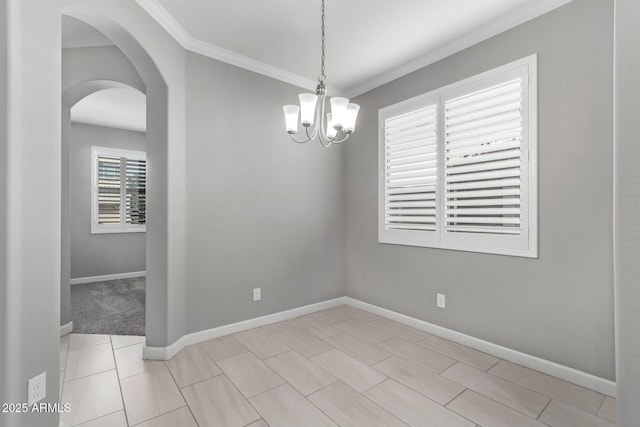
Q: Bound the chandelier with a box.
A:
[282,0,360,147]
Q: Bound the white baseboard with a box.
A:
[142,295,615,397]
[143,297,348,360]
[70,271,146,285]
[343,297,616,397]
[60,321,73,336]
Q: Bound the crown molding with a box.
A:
[136,0,341,94]
[344,0,575,98]
[137,0,574,99]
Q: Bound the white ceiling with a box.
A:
[144,0,573,96]
[64,0,572,131]
[71,88,147,133]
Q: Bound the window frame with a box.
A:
[91,146,147,234]
[378,55,538,258]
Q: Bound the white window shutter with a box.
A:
[125,158,147,225]
[384,105,438,232]
[378,55,536,257]
[443,79,524,236]
[92,146,147,234]
[97,155,122,225]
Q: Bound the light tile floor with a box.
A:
[59,305,617,427]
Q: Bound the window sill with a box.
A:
[91,227,146,235]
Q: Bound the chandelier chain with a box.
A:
[319,0,326,82]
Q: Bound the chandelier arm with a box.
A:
[316,96,337,147]
[330,134,350,144]
[319,138,332,148]
[318,96,330,141]
[289,133,311,144]
[305,125,318,141]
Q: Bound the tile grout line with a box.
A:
[210,340,292,403]
[231,372,273,426]
[164,361,201,427]
[127,406,198,427]
[482,355,502,372]
[109,334,131,427]
[536,397,554,420]
[438,361,553,421]
[369,357,471,414]
[111,337,147,352]
[441,391,478,427]
[370,354,394,367]
[64,368,119,384]
[233,330,292,363]
[443,386,468,407]
[173,369,225,390]
[67,335,112,351]
[60,337,71,401]
[415,337,503,372]
[359,380,414,426]
[594,393,608,417]
[74,409,125,427]
[304,380,366,427]
[484,361,607,414]
[318,379,411,427]
[449,386,552,424]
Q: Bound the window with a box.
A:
[91,146,147,234]
[379,55,537,257]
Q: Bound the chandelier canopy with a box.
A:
[282,0,360,147]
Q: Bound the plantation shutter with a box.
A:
[97,155,122,225]
[92,147,147,233]
[443,78,523,236]
[383,105,438,235]
[125,158,147,225]
[379,56,536,257]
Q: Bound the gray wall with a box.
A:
[61,108,72,325]
[614,0,640,424]
[345,0,615,380]
[2,0,62,425]
[69,123,146,279]
[0,0,8,407]
[62,45,145,96]
[184,51,345,334]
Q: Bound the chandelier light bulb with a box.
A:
[342,103,360,133]
[329,97,349,128]
[283,105,300,134]
[299,93,318,126]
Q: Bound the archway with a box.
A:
[60,10,169,348]
[62,79,148,337]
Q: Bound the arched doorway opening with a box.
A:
[63,79,148,336]
[59,10,170,349]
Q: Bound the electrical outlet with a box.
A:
[436,293,446,309]
[253,288,261,301]
[28,372,46,405]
